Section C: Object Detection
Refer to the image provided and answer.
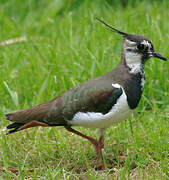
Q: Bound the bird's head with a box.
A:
[97,18,167,72]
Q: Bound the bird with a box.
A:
[4,18,167,170]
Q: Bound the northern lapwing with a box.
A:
[4,19,167,170]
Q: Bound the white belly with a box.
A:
[70,86,132,129]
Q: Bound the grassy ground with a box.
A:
[0,0,168,179]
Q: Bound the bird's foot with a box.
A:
[64,126,105,170]
[92,136,105,170]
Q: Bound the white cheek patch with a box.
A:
[125,51,142,68]
[123,40,142,66]
[123,39,149,74]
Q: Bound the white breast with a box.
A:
[70,84,132,128]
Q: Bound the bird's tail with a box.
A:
[6,118,48,135]
[5,101,55,135]
[6,121,24,134]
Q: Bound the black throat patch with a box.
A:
[124,71,145,109]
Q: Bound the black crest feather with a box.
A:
[96,18,128,37]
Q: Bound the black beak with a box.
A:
[152,51,167,61]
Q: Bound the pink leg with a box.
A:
[64,126,105,170]
[99,135,104,149]
[98,135,105,169]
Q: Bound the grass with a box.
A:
[0,0,169,179]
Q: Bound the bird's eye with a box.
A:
[137,44,145,51]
